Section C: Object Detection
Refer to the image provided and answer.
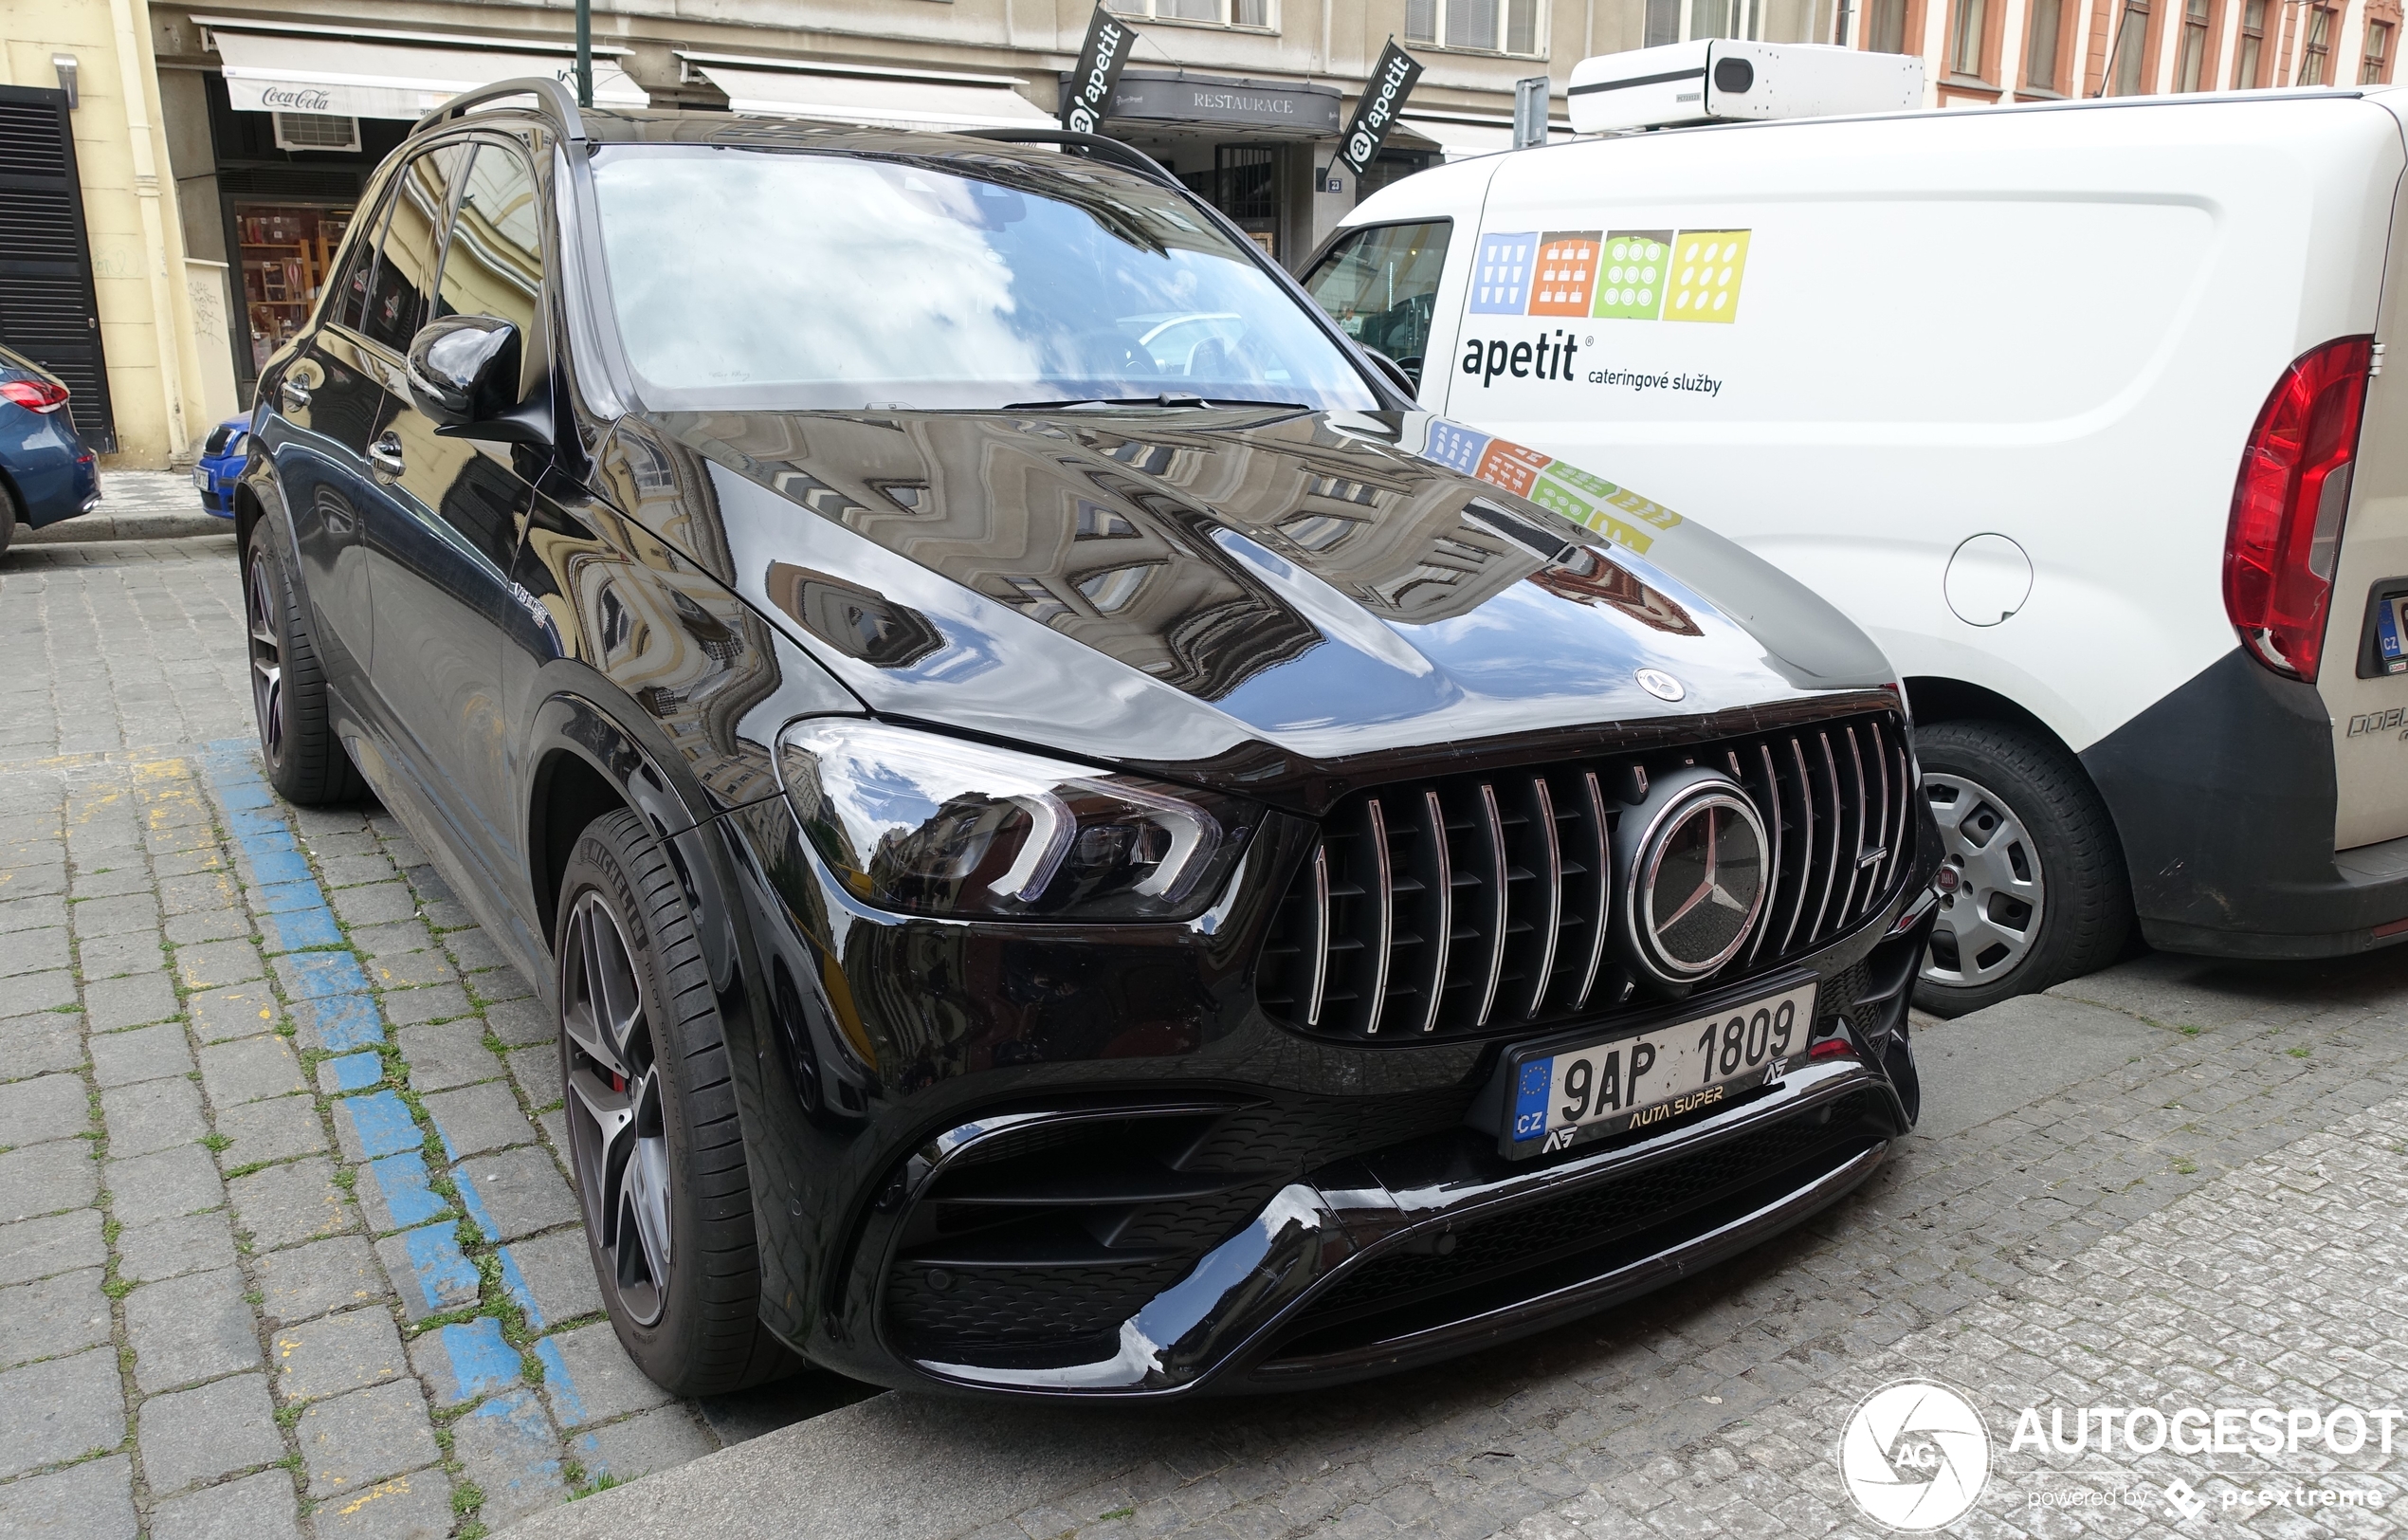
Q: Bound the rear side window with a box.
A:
[362,143,468,354]
[1303,220,1451,387]
[329,181,397,335]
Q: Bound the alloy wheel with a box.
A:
[244,552,284,760]
[1921,771,2046,990]
[560,889,674,1326]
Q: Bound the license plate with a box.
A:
[1502,981,1816,1158]
[191,466,209,490]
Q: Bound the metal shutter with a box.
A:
[0,85,116,453]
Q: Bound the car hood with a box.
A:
[598,407,1894,805]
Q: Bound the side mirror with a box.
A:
[1359,344,1420,400]
[405,315,547,445]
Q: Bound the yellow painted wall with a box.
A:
[1,0,215,467]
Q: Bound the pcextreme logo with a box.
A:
[1418,419,1685,556]
[1469,229,1754,324]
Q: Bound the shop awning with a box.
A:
[680,54,1053,133]
[201,20,648,120]
[1397,115,1572,161]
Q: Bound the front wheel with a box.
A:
[556,808,794,1396]
[1911,719,2131,1018]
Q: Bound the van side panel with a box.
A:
[1438,99,2401,771]
[2318,100,2408,852]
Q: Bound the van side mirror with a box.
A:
[405,315,550,445]
[1359,344,1420,399]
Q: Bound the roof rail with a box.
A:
[411,75,588,141]
[957,127,1179,189]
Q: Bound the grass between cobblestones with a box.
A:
[0,740,725,1539]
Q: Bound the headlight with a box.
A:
[775,719,1254,922]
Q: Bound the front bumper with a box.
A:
[828,908,1929,1399]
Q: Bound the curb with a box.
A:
[16,512,235,545]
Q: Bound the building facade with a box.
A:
[6,0,2389,459]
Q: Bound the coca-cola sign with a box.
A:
[259,84,336,113]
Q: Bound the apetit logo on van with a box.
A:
[1469,229,1753,323]
[1419,419,1686,556]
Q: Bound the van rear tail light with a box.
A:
[0,379,69,413]
[2223,336,2375,682]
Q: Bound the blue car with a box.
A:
[0,342,100,554]
[193,415,249,516]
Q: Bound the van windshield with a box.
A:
[1302,220,1450,389]
[590,146,1380,413]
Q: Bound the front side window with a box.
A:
[437,142,543,339]
[2365,20,2393,82]
[1406,0,1543,54]
[590,148,1380,414]
[1301,220,1451,388]
[363,142,467,354]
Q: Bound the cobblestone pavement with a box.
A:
[0,523,856,1540]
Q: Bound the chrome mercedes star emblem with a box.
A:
[1660,803,1751,930]
[1635,668,1685,702]
[1617,776,1769,983]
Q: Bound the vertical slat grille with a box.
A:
[1256,710,1915,1042]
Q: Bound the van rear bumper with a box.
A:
[2084,649,2408,960]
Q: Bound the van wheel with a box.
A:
[243,522,363,804]
[1911,719,2130,1018]
[556,808,797,1396]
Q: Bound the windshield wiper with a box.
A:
[999,394,1311,412]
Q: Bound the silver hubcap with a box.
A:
[244,553,284,759]
[1922,771,2046,990]
[560,890,673,1326]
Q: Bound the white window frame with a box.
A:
[1105,0,1276,29]
[1404,0,1549,58]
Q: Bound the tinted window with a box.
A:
[331,182,397,335]
[363,143,467,353]
[1303,221,1450,388]
[436,142,543,337]
[589,147,1379,413]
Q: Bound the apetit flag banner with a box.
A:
[1338,41,1424,176]
[1062,6,1140,134]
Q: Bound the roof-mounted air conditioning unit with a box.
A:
[1566,41,1924,136]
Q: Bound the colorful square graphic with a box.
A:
[1592,229,1673,321]
[1422,420,1494,476]
[1665,229,1751,323]
[1473,438,1554,499]
[1529,230,1603,316]
[1469,231,1539,314]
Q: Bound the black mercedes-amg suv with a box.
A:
[232,80,1939,1400]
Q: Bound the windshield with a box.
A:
[1302,220,1450,390]
[590,146,1380,413]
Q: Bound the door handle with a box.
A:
[368,432,405,481]
[280,377,313,412]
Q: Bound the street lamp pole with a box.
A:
[575,0,593,108]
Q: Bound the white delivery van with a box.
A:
[1302,69,2408,1013]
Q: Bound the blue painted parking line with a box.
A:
[306,994,385,1054]
[425,1317,522,1404]
[392,1222,482,1318]
[286,950,374,999]
[340,1089,422,1160]
[464,1390,564,1508]
[455,1162,503,1244]
[367,1151,451,1230]
[325,1051,384,1091]
[260,905,342,954]
[252,879,322,914]
[533,1337,586,1425]
[235,826,298,858]
[244,848,314,886]
[227,808,284,838]
[493,1246,544,1330]
[219,781,274,812]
